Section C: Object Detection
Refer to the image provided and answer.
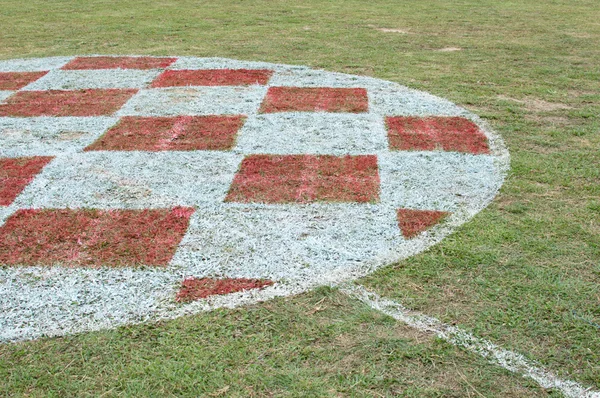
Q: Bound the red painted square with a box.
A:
[62,56,177,70]
[151,69,273,87]
[0,89,137,117]
[386,116,490,154]
[0,207,194,267]
[225,154,379,203]
[260,87,368,113]
[0,71,48,90]
[0,157,53,206]
[176,277,274,302]
[85,115,245,151]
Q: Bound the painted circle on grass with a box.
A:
[0,56,509,342]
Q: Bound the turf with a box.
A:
[0,0,598,395]
[0,289,553,397]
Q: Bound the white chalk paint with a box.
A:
[117,86,268,116]
[234,112,388,155]
[0,56,73,72]
[22,69,162,90]
[341,284,600,398]
[0,57,509,346]
[0,117,118,157]
[0,91,13,103]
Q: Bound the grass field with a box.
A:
[0,0,598,396]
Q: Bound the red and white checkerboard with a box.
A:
[0,56,509,342]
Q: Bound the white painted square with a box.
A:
[269,68,392,89]
[22,69,162,90]
[0,266,178,344]
[369,87,467,116]
[0,57,73,72]
[0,91,14,103]
[0,117,118,157]
[14,151,243,209]
[168,57,295,72]
[170,203,402,281]
[117,86,268,116]
[234,112,388,155]
[379,151,501,211]
[0,206,16,228]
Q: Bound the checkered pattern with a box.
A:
[0,56,497,268]
[0,56,506,342]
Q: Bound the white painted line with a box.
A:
[340,283,600,398]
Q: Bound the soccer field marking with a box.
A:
[0,56,509,343]
[341,283,600,398]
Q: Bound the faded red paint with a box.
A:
[0,207,194,267]
[62,56,177,70]
[260,87,368,113]
[397,208,449,238]
[151,69,273,87]
[176,277,274,302]
[0,157,53,206]
[386,116,490,154]
[226,154,379,203]
[0,71,48,90]
[85,115,245,151]
[0,89,138,117]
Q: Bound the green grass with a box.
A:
[0,0,599,395]
[0,288,552,397]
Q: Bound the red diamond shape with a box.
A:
[0,156,53,206]
[0,71,48,90]
[151,69,273,87]
[0,207,194,267]
[0,89,137,117]
[260,87,368,113]
[62,56,177,70]
[225,154,379,204]
[176,277,274,302]
[386,116,490,154]
[397,208,449,238]
[85,115,245,151]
